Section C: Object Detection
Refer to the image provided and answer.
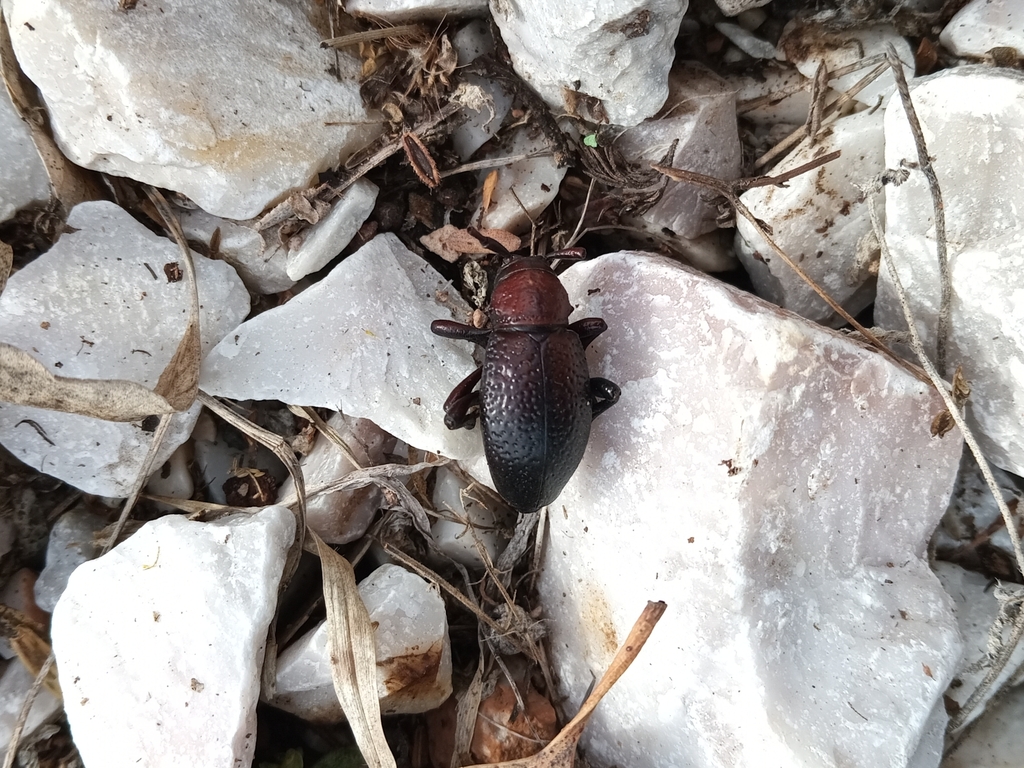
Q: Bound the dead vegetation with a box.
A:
[1,1,1022,767]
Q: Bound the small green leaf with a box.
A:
[583,133,598,148]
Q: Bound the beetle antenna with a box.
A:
[467,226,513,258]
[507,187,538,257]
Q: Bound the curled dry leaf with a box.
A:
[312,530,398,768]
[931,365,971,438]
[466,601,667,768]
[421,225,522,263]
[145,188,201,412]
[0,604,61,700]
[403,131,441,189]
[0,342,174,421]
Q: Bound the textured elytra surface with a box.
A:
[481,329,591,512]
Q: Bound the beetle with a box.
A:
[431,239,620,513]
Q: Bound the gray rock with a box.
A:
[876,66,1024,476]
[0,201,249,497]
[52,507,295,768]
[490,0,687,127]
[5,0,380,219]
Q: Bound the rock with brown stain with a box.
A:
[268,564,452,721]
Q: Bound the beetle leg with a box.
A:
[588,377,620,419]
[569,317,608,350]
[442,367,483,430]
[431,320,490,346]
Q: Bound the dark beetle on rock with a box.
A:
[431,241,620,514]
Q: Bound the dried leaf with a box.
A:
[146,188,201,412]
[0,343,174,421]
[481,170,499,212]
[931,365,971,438]
[930,410,955,439]
[0,604,61,700]
[421,225,521,262]
[403,131,440,188]
[312,530,398,768]
[0,11,101,210]
[951,365,971,407]
[0,240,11,295]
[465,601,666,768]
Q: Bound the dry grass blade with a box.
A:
[312,530,398,768]
[466,601,667,768]
[451,654,487,768]
[288,406,365,470]
[0,240,11,294]
[322,24,427,49]
[198,392,307,531]
[2,653,55,768]
[0,10,101,211]
[0,342,175,421]
[101,414,174,554]
[145,187,201,411]
[197,391,309,695]
[754,58,888,171]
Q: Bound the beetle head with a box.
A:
[490,257,573,326]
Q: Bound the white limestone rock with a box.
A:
[0,81,50,224]
[735,109,885,327]
[0,201,250,498]
[876,66,1024,476]
[731,62,813,127]
[146,445,194,510]
[52,506,295,768]
[277,412,395,545]
[5,0,380,220]
[270,563,452,721]
[935,562,1024,733]
[430,466,512,569]
[489,0,687,127]
[520,251,961,768]
[906,702,947,768]
[346,0,487,23]
[34,509,107,613]
[179,179,379,294]
[450,21,513,162]
[715,22,778,60]
[940,0,1024,59]
[200,233,482,461]
[179,209,294,295]
[715,0,771,16]
[943,684,1024,767]
[475,125,567,234]
[779,22,914,107]
[617,62,741,241]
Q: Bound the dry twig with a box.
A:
[883,43,952,375]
